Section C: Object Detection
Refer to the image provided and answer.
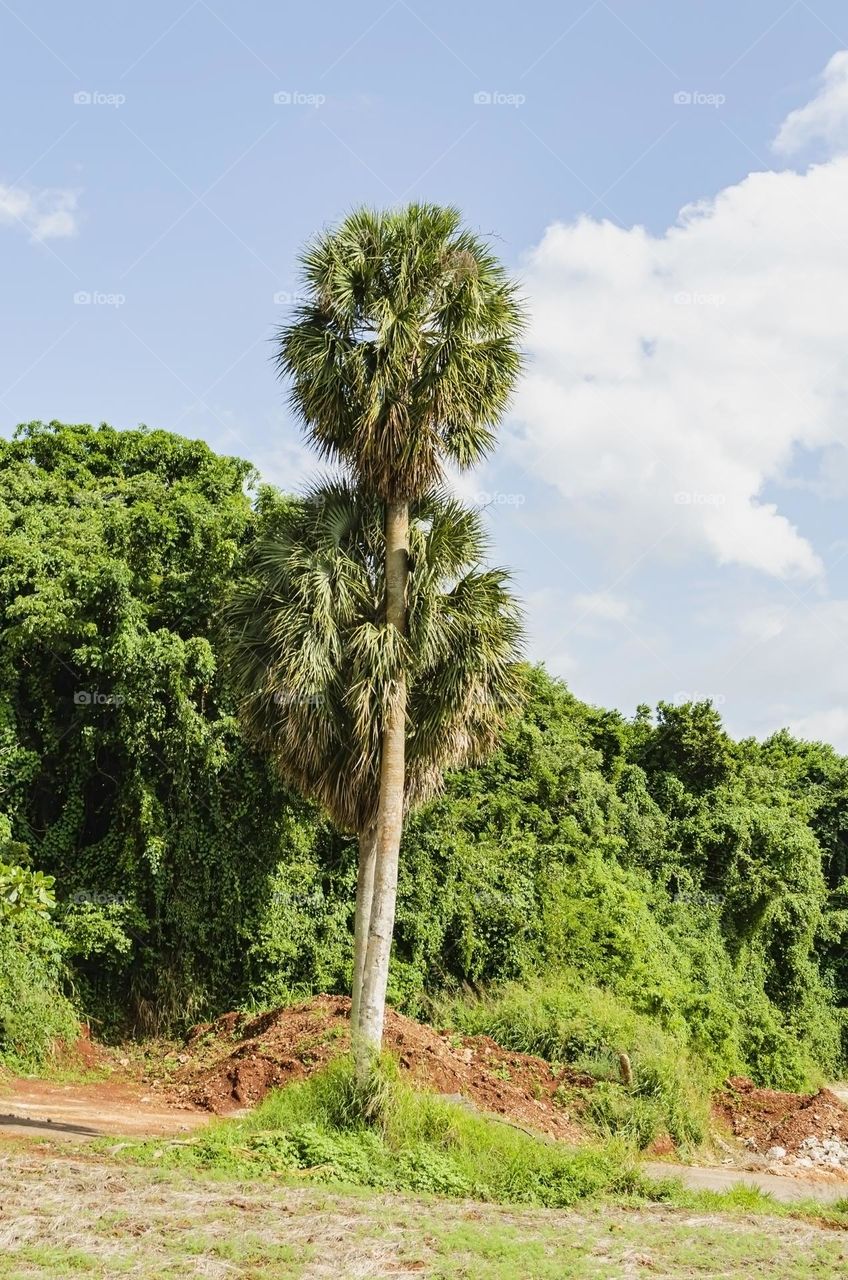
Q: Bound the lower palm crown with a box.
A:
[223,481,524,833]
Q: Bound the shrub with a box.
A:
[0,913,78,1069]
[128,1057,649,1208]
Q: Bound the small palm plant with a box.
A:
[276,205,525,1059]
[224,481,523,1055]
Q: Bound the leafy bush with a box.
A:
[0,913,78,1069]
[126,1057,650,1208]
[439,977,710,1148]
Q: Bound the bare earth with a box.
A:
[0,1077,209,1141]
[2,1071,848,1207]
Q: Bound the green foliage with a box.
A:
[0,861,56,920]
[127,1057,648,1208]
[0,816,77,1065]
[0,420,319,1031]
[0,911,78,1068]
[2,420,848,1095]
[439,978,710,1148]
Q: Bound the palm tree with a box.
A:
[223,480,523,1060]
[276,205,525,1059]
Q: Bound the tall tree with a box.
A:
[223,480,523,1062]
[277,205,525,1060]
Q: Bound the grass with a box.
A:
[116,1055,651,1208]
[436,976,715,1150]
[1,1143,848,1279]
[105,1056,848,1232]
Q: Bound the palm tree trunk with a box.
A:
[350,823,378,1037]
[355,500,409,1075]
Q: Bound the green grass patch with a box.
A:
[118,1055,650,1209]
[437,976,712,1149]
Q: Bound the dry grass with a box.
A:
[0,1144,847,1278]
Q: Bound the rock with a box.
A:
[795,1156,814,1168]
[765,1146,787,1160]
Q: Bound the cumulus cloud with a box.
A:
[774,50,848,156]
[0,184,78,240]
[512,57,848,583]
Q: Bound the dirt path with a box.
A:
[3,1071,848,1205]
[0,1077,210,1141]
[642,1160,848,1203]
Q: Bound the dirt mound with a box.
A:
[170,995,591,1142]
[714,1075,848,1163]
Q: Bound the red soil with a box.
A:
[169,995,592,1142]
[713,1075,848,1154]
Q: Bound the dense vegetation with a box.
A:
[2,421,848,1092]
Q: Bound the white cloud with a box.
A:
[0,184,78,240]
[572,591,631,623]
[788,707,848,749]
[774,50,848,156]
[513,64,848,582]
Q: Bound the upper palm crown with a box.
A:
[277,204,526,501]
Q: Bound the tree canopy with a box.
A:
[1,420,847,1088]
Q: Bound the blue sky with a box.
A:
[4,1,848,745]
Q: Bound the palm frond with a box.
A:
[275,204,526,501]
[222,482,524,830]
